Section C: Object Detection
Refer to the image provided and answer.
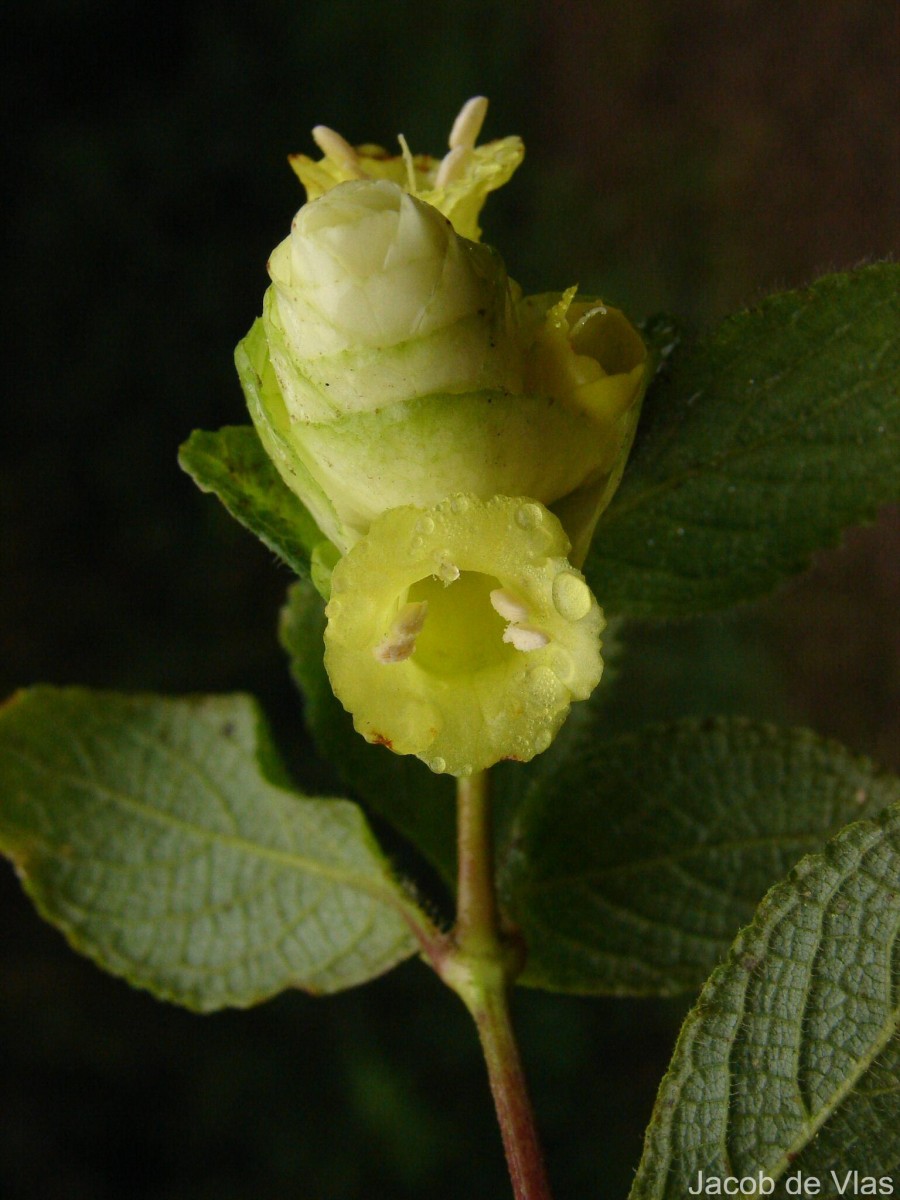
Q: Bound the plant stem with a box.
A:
[455,769,499,950]
[440,769,554,1200]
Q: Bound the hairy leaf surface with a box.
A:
[630,801,900,1197]
[588,264,900,615]
[501,719,900,995]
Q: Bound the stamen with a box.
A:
[503,625,549,652]
[434,96,489,189]
[569,304,608,341]
[397,133,418,193]
[490,589,529,624]
[374,601,428,663]
[448,96,489,150]
[434,144,470,189]
[311,125,366,178]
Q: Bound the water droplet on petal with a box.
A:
[515,502,543,530]
[416,516,435,535]
[450,496,470,514]
[429,756,447,774]
[552,571,592,622]
[525,665,564,711]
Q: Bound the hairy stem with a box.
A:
[439,769,553,1200]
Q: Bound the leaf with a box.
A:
[279,580,458,883]
[587,264,900,616]
[499,718,900,995]
[178,425,325,577]
[0,688,425,1011]
[629,800,900,1198]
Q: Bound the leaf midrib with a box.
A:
[2,744,405,911]
[765,999,900,1183]
[516,832,833,894]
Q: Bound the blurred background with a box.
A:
[2,1,898,1196]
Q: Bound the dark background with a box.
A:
[2,2,898,1197]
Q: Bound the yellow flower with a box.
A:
[235,97,649,774]
[288,96,524,243]
[323,495,604,776]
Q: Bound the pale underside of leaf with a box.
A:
[0,688,423,1011]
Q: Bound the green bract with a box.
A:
[238,183,647,557]
[233,98,648,775]
[323,495,604,777]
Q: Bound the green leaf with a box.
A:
[0,688,424,1011]
[499,718,900,995]
[279,580,457,883]
[178,425,325,578]
[630,800,900,1198]
[588,264,900,616]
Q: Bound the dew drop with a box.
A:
[450,495,470,514]
[525,665,563,710]
[429,756,447,774]
[552,571,592,622]
[515,502,543,530]
[415,516,435,535]
[435,555,460,584]
[409,536,424,554]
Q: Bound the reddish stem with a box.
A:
[445,770,554,1200]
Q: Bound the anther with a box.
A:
[503,625,549,652]
[373,601,429,663]
[490,589,529,624]
[448,96,488,150]
[311,126,367,177]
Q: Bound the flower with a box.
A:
[235,98,647,774]
[323,495,604,776]
[288,96,524,243]
[236,100,648,559]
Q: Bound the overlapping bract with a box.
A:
[237,99,647,774]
